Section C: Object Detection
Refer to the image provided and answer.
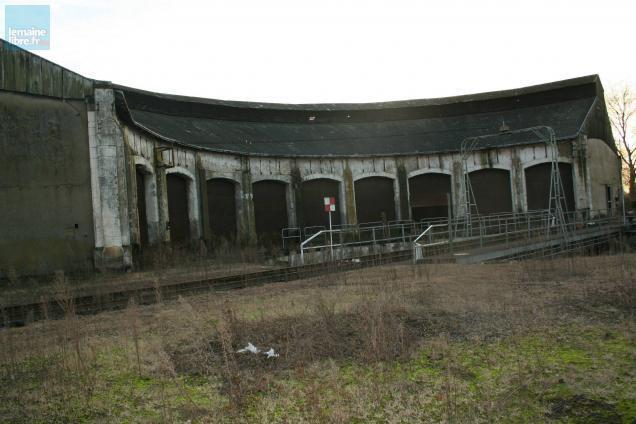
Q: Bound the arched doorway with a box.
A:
[525,162,575,211]
[252,180,288,244]
[408,173,452,220]
[301,178,341,228]
[354,176,396,224]
[206,178,237,241]
[167,174,190,244]
[468,169,512,215]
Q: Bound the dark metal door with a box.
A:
[408,173,452,220]
[468,169,512,215]
[354,176,396,224]
[206,178,237,241]
[253,180,288,244]
[301,178,341,228]
[525,163,575,211]
[167,174,190,244]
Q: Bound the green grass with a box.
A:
[1,323,633,423]
[1,256,635,422]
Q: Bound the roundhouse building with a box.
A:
[0,39,621,275]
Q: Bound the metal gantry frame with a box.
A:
[458,125,569,237]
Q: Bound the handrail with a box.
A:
[300,229,331,264]
[296,208,620,265]
[413,224,447,245]
[299,220,426,264]
[413,209,621,263]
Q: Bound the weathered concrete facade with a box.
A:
[119,125,618,241]
[0,38,622,276]
[0,91,95,275]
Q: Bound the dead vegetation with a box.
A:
[0,244,278,306]
[0,254,635,422]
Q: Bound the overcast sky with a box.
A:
[1,0,635,103]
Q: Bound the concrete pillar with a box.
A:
[452,159,465,217]
[343,163,357,225]
[511,150,526,212]
[88,87,132,270]
[197,155,211,242]
[291,165,304,228]
[140,167,161,244]
[337,176,347,225]
[240,158,257,245]
[396,161,410,220]
[155,163,170,243]
[572,135,592,211]
[285,181,297,228]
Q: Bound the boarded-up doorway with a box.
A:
[301,178,341,228]
[354,176,396,224]
[167,174,190,244]
[468,169,512,215]
[525,162,575,211]
[253,180,288,244]
[408,173,452,220]
[206,178,237,241]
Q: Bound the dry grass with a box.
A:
[0,245,278,305]
[0,254,635,422]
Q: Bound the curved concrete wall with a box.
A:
[117,111,611,256]
[0,81,621,275]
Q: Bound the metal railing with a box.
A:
[413,208,621,263]
[282,219,434,249]
[292,208,622,264]
[297,210,558,264]
[299,220,432,264]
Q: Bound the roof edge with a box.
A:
[113,75,601,112]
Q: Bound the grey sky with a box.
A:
[1,0,634,103]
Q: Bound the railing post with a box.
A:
[446,193,453,253]
[505,220,509,245]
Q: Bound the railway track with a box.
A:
[1,249,413,327]
[1,224,623,328]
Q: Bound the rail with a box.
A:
[4,209,625,327]
[1,249,414,327]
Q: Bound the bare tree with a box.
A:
[607,85,636,203]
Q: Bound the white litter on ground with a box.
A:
[236,343,280,358]
[237,342,260,354]
[263,348,279,358]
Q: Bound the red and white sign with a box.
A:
[324,196,336,212]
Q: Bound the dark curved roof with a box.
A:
[114,75,612,157]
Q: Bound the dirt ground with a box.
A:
[1,254,634,422]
